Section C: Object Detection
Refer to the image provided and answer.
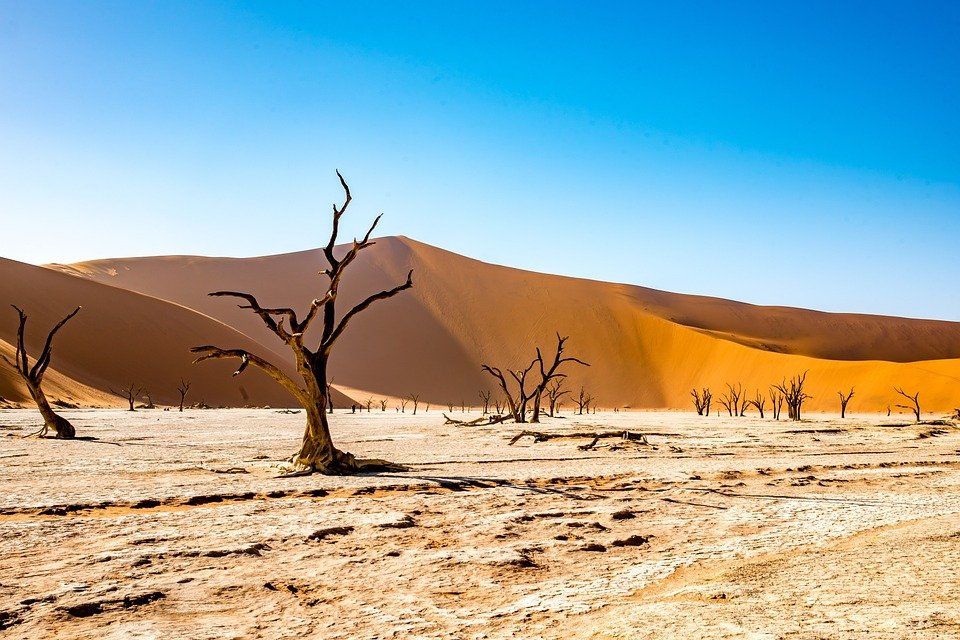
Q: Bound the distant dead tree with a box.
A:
[111,382,143,412]
[191,172,413,475]
[747,390,766,418]
[1,305,80,438]
[176,379,191,412]
[726,383,747,416]
[493,397,505,414]
[364,397,373,413]
[691,387,712,416]
[774,373,811,421]
[325,379,335,414]
[141,390,156,409]
[894,387,921,422]
[479,389,491,414]
[545,379,569,417]
[718,385,736,417]
[769,387,784,420]
[379,398,387,411]
[574,386,593,415]
[838,387,855,418]
[407,393,420,415]
[481,333,588,423]
[399,398,408,413]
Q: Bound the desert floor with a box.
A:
[1,408,959,639]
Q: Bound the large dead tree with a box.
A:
[481,334,588,423]
[774,372,811,421]
[192,173,413,475]
[894,387,921,422]
[838,387,854,419]
[1,305,80,438]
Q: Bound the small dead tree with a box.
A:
[481,333,588,424]
[479,389,491,414]
[769,387,784,420]
[399,398,408,413]
[379,398,387,411]
[724,383,747,416]
[493,397,504,414]
[191,172,413,475]
[407,393,420,415]
[718,388,734,417]
[111,382,143,412]
[364,397,373,413]
[177,379,191,412]
[894,387,921,422]
[691,387,712,416]
[1,305,80,438]
[574,386,593,415]
[325,379,335,414]
[774,373,811,421]
[747,390,766,418]
[838,387,855,418]
[546,379,569,417]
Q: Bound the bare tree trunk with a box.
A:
[27,380,75,438]
[3,305,80,439]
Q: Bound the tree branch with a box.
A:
[322,269,413,352]
[191,345,309,405]
[208,291,297,341]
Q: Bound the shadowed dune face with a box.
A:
[0,257,354,408]
[41,236,960,413]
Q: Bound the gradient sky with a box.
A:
[1,1,959,320]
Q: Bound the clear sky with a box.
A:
[1,1,959,320]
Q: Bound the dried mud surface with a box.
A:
[1,409,959,639]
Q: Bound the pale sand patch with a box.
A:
[0,409,958,638]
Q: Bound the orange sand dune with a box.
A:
[0,339,116,407]
[0,258,354,409]
[49,236,960,415]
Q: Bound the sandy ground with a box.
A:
[1,408,959,639]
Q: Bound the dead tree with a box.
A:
[691,387,712,416]
[529,334,589,423]
[481,359,535,422]
[379,398,387,411]
[838,387,854,418]
[111,382,143,412]
[399,398,408,413]
[894,387,921,422]
[774,373,811,421]
[177,379,191,412]
[363,397,373,412]
[493,397,504,414]
[769,387,784,420]
[574,386,593,415]
[747,390,766,418]
[479,389,491,414]
[481,333,588,424]
[546,378,569,417]
[407,393,420,415]
[718,389,734,417]
[724,383,747,416]
[325,379,335,414]
[191,172,413,475]
[1,305,80,438]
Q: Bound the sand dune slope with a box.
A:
[0,257,353,408]
[50,237,960,414]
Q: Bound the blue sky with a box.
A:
[1,1,958,319]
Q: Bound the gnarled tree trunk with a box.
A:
[192,173,413,475]
[2,305,80,439]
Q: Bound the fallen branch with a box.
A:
[444,413,510,426]
[509,430,650,446]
